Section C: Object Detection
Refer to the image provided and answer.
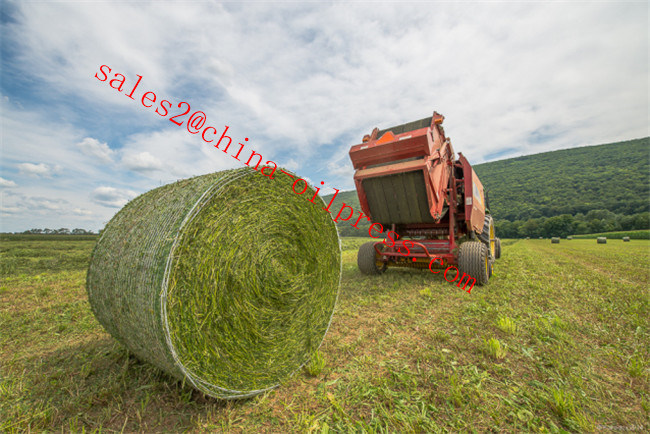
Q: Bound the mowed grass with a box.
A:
[1,237,648,432]
[572,229,650,240]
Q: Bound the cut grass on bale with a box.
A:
[86,167,340,399]
[1,238,648,431]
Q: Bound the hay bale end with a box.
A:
[86,168,341,399]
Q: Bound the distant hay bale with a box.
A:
[597,237,607,244]
[566,236,573,240]
[525,237,530,240]
[86,167,341,399]
[551,237,560,243]
[623,236,630,242]
[538,237,543,239]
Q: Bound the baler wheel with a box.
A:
[458,241,490,286]
[494,237,501,259]
[358,242,386,275]
[477,215,496,258]
[477,215,492,244]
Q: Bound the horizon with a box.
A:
[4,135,647,233]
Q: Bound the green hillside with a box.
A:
[325,137,650,238]
[473,137,649,221]
[321,190,369,237]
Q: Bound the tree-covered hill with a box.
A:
[473,137,649,221]
[325,137,650,237]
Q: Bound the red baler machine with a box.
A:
[349,111,501,287]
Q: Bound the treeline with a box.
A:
[21,228,96,235]
[495,210,650,239]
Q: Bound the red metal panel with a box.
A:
[353,158,426,181]
[459,153,485,233]
[470,171,486,232]
[349,127,432,170]
[373,240,459,265]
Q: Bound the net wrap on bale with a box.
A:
[86,167,341,399]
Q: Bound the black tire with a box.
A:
[494,237,501,259]
[477,214,496,258]
[458,241,489,286]
[477,214,492,244]
[357,242,385,275]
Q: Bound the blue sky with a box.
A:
[1,1,648,232]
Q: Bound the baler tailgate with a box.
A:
[362,172,434,225]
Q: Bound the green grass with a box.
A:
[0,233,99,241]
[1,237,648,431]
[483,337,507,360]
[304,350,326,377]
[571,229,650,239]
[496,316,517,334]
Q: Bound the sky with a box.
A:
[1,1,648,233]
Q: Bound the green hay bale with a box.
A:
[86,167,341,399]
[597,237,607,244]
[551,237,560,243]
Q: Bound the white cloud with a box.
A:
[327,151,354,181]
[77,137,114,163]
[0,187,109,232]
[283,158,299,171]
[122,151,163,172]
[0,177,18,188]
[1,206,22,214]
[118,128,241,181]
[91,186,137,208]
[17,163,54,177]
[72,208,93,216]
[2,192,69,214]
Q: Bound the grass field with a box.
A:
[1,236,648,432]
[571,230,650,240]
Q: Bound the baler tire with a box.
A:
[494,237,501,259]
[477,214,497,259]
[477,215,493,245]
[358,242,385,275]
[458,241,490,286]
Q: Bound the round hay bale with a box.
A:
[551,237,560,244]
[623,236,630,242]
[566,236,573,240]
[597,237,607,244]
[86,167,341,399]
